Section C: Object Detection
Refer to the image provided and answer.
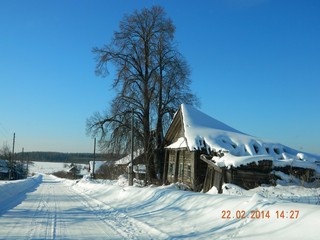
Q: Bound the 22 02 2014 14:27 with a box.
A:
[221,210,300,219]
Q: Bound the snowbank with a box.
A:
[1,173,320,239]
[68,176,320,239]
[0,175,42,214]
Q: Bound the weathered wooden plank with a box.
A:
[200,154,223,173]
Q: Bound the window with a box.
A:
[187,164,191,178]
[179,162,184,177]
[169,163,174,176]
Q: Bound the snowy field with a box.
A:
[28,161,89,175]
[0,161,319,239]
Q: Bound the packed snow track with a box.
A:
[0,175,166,239]
[1,171,320,239]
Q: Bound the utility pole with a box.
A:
[129,109,134,186]
[21,147,24,162]
[21,147,26,178]
[92,137,96,179]
[26,154,30,177]
[9,132,15,180]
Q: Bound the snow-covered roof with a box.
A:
[169,104,320,171]
[133,164,146,174]
[0,159,9,173]
[89,161,107,174]
[166,137,187,149]
[115,149,144,165]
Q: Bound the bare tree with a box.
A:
[0,142,11,160]
[87,6,198,183]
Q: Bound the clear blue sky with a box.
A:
[0,0,319,154]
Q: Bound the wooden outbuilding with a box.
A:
[115,149,146,180]
[163,104,320,193]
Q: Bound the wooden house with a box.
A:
[163,104,320,193]
[0,159,9,180]
[115,149,146,180]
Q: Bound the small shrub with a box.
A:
[52,170,82,179]
[95,163,127,180]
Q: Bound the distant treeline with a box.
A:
[14,151,122,164]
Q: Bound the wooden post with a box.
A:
[26,154,29,177]
[174,150,179,182]
[162,150,169,185]
[129,108,134,186]
[21,147,25,178]
[21,147,24,162]
[218,169,225,194]
[92,138,96,179]
[9,133,15,180]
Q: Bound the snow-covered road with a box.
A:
[1,171,320,239]
[0,175,164,239]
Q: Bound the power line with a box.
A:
[0,122,10,139]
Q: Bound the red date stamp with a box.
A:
[221,210,300,219]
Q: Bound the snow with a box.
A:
[29,161,69,174]
[1,171,320,239]
[0,175,42,215]
[214,154,274,168]
[29,161,89,175]
[166,137,188,149]
[179,104,320,171]
[133,164,146,173]
[89,160,106,173]
[0,159,9,173]
[114,148,143,165]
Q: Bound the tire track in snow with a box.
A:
[62,190,127,239]
[71,185,170,239]
[45,175,134,239]
[1,175,130,239]
[0,175,169,239]
[26,180,58,239]
[43,176,127,239]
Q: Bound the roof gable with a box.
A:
[180,104,259,153]
[165,107,185,145]
[181,104,245,135]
